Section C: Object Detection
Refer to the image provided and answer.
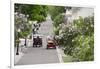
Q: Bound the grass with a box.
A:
[62,55,80,63]
[62,55,73,62]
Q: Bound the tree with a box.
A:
[15,3,48,23]
[48,6,65,20]
[61,16,94,61]
[53,14,64,35]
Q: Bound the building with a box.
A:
[72,7,94,20]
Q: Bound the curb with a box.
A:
[56,46,64,63]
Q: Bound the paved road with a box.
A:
[15,47,59,65]
[15,15,59,65]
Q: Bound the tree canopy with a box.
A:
[15,3,48,23]
[48,6,65,20]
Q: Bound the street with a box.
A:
[15,15,60,65]
[14,4,94,65]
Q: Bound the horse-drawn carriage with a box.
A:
[33,34,43,47]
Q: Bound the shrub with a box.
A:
[61,16,94,61]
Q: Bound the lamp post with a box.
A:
[23,14,29,47]
[16,28,21,55]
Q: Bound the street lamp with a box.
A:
[16,28,21,55]
[23,14,29,47]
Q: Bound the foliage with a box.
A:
[15,4,48,23]
[53,14,64,28]
[72,34,94,61]
[60,16,94,61]
[53,14,64,35]
[54,27,60,35]
[48,6,65,20]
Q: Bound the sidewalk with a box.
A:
[14,47,24,64]
[14,52,24,64]
[14,39,32,64]
[56,46,64,63]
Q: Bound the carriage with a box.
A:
[33,34,43,47]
